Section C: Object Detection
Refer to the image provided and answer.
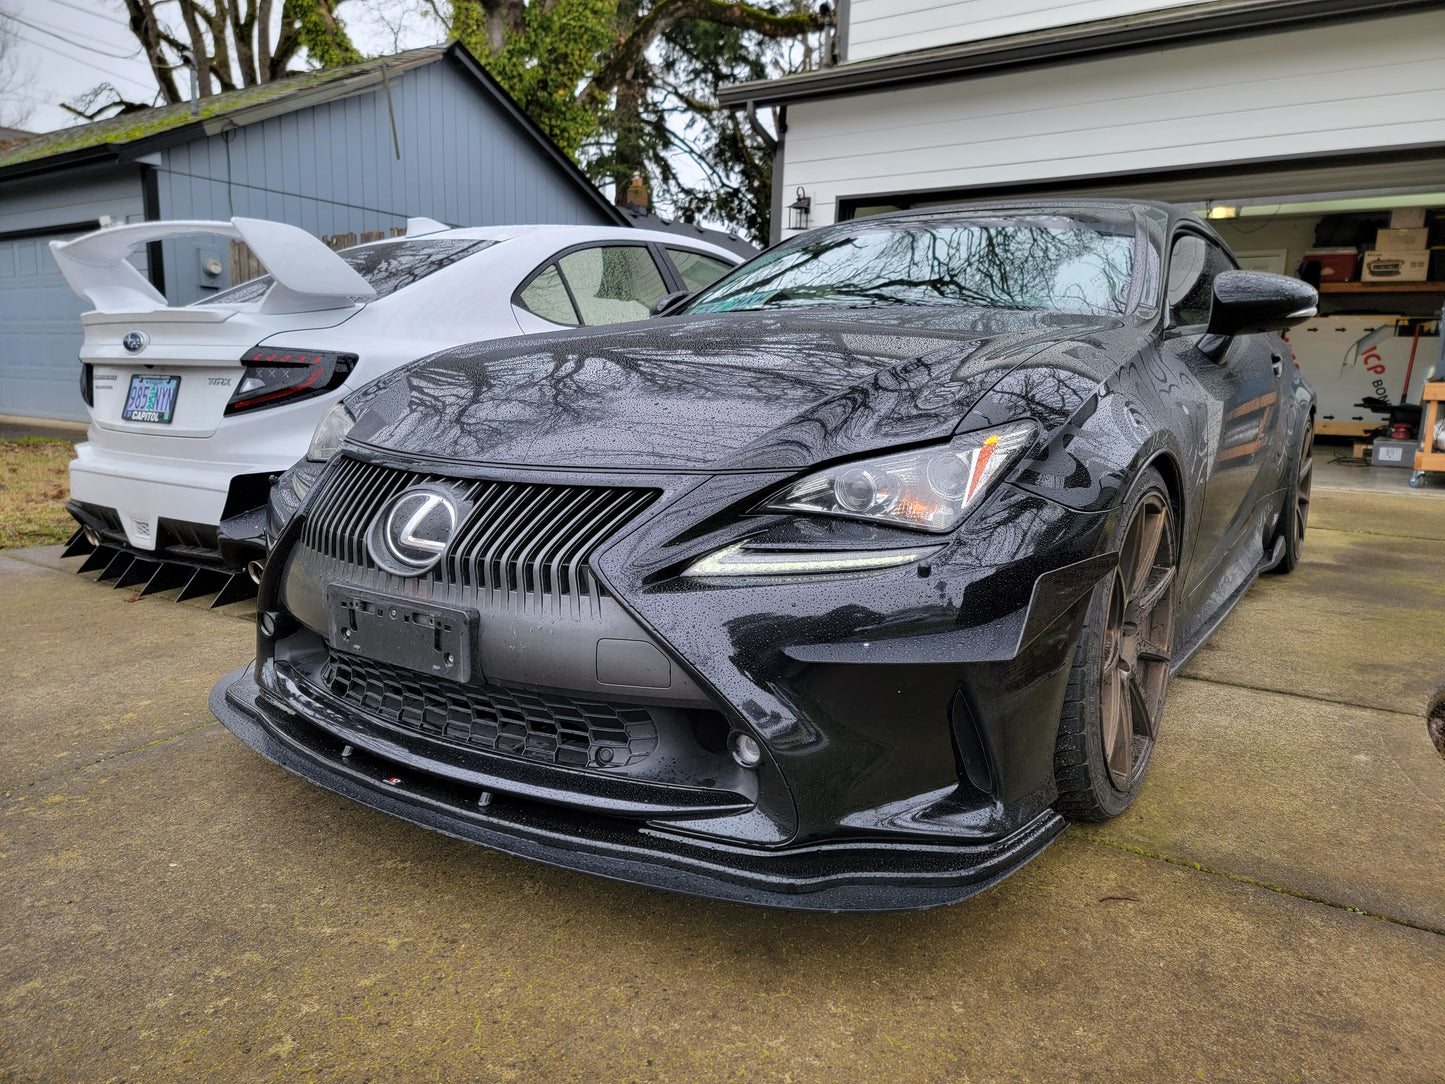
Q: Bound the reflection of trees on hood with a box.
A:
[366,306,1132,469]
[383,319,1002,465]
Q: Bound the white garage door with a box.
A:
[0,235,90,422]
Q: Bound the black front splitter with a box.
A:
[211,664,1066,913]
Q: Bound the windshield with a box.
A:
[687,215,1136,317]
[195,237,497,306]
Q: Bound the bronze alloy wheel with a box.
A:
[1099,492,1176,791]
[1054,468,1178,820]
[1293,425,1314,555]
[1271,418,1314,575]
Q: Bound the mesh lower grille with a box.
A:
[318,654,659,769]
[299,457,655,616]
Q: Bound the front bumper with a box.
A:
[213,662,1066,911]
[212,451,1118,910]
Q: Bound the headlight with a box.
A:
[761,422,1035,532]
[306,401,355,463]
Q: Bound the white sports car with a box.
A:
[52,217,742,603]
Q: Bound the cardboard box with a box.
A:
[1302,247,1357,281]
[1360,250,1430,282]
[1375,228,1429,251]
[1371,438,1419,468]
[1391,208,1427,230]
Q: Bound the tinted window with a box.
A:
[687,215,1135,316]
[518,264,579,325]
[667,248,734,292]
[557,246,668,324]
[1168,234,1234,326]
[197,238,497,306]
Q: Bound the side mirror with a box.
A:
[1198,270,1318,359]
[650,290,691,317]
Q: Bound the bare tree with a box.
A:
[77,0,362,120]
[0,5,35,132]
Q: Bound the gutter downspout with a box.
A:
[745,101,786,246]
[140,163,166,298]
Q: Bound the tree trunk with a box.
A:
[176,0,214,98]
[612,78,644,206]
[231,0,259,87]
[122,0,183,104]
[207,5,238,92]
[256,0,273,81]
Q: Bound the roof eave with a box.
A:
[717,0,1445,108]
[0,144,124,183]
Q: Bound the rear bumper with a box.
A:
[69,440,294,550]
[212,663,1066,912]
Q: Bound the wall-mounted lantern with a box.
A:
[788,187,812,231]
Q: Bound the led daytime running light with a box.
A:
[683,542,940,578]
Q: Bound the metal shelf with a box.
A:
[1319,282,1445,294]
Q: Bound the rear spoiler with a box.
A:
[50,217,377,314]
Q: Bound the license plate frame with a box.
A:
[121,374,181,424]
[326,585,478,684]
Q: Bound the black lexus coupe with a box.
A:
[211,200,1318,911]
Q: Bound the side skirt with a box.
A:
[1169,549,1274,676]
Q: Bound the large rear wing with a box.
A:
[50,217,377,314]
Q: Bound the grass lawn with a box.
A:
[0,438,76,550]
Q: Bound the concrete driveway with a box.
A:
[3,479,1443,1082]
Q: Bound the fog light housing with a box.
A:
[729,732,763,768]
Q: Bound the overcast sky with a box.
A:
[3,1,440,133]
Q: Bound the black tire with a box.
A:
[1269,418,1314,575]
[1054,467,1178,821]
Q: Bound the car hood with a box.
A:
[348,307,1126,472]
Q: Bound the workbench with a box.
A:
[1411,381,1445,485]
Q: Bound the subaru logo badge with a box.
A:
[122,330,148,354]
[367,488,459,576]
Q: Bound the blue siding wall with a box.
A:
[0,165,146,421]
[155,57,610,304]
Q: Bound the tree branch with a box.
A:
[120,0,183,104]
[585,0,819,98]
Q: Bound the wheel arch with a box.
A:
[1142,449,1186,543]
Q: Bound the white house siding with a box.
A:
[846,0,1211,62]
[784,10,1445,233]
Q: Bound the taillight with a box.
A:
[224,348,357,415]
[79,362,94,407]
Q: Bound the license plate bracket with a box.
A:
[121,374,181,423]
[326,585,478,684]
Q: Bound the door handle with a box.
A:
[1271,352,1284,377]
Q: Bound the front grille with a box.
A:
[318,654,659,770]
[300,457,655,615]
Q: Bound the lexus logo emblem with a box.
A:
[367,488,459,576]
[122,330,148,354]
